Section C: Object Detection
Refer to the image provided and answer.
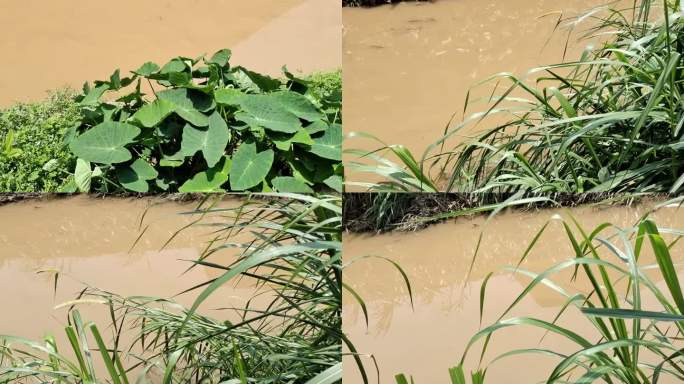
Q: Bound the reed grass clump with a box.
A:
[0,194,343,383]
[348,0,684,194]
[394,197,684,383]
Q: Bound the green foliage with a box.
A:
[0,90,79,192]
[455,197,684,383]
[0,309,178,383]
[348,0,684,194]
[0,194,344,383]
[389,196,684,383]
[67,49,342,193]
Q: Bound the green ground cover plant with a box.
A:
[0,194,343,383]
[347,0,684,194]
[0,90,80,192]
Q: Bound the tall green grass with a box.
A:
[394,197,684,383]
[347,0,684,194]
[0,194,344,383]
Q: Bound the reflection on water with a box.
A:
[343,201,684,383]
[343,0,604,183]
[0,196,260,342]
[0,0,341,106]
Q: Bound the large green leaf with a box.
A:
[74,159,92,192]
[310,124,342,161]
[235,94,301,133]
[69,122,140,164]
[207,49,232,67]
[214,88,244,105]
[160,58,186,74]
[271,176,314,193]
[230,142,274,191]
[180,112,230,167]
[80,84,109,106]
[116,159,158,192]
[157,88,214,127]
[133,62,160,77]
[229,67,281,92]
[271,128,314,151]
[272,91,324,121]
[323,175,343,192]
[179,157,231,192]
[132,99,175,128]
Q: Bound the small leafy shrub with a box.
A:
[65,49,342,193]
[0,89,79,192]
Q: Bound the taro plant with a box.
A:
[347,0,684,194]
[64,49,342,193]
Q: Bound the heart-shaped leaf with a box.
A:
[74,159,93,192]
[134,62,160,77]
[157,88,214,127]
[132,99,175,128]
[230,67,280,92]
[179,157,231,192]
[272,91,324,121]
[271,176,314,193]
[235,94,301,133]
[117,159,158,192]
[180,112,230,167]
[230,142,274,191]
[270,128,314,151]
[323,175,343,192]
[69,121,140,164]
[160,58,187,74]
[214,88,244,105]
[310,124,341,161]
[207,49,232,67]
[305,120,329,135]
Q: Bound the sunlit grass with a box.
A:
[347,0,684,194]
[0,194,344,383]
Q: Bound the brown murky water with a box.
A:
[343,201,684,383]
[343,0,604,183]
[0,196,263,345]
[0,0,341,106]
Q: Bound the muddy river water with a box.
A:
[0,0,341,106]
[343,200,684,383]
[343,0,606,182]
[0,196,265,347]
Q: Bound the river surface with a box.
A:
[343,0,606,184]
[0,0,341,106]
[343,200,684,383]
[0,196,266,349]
